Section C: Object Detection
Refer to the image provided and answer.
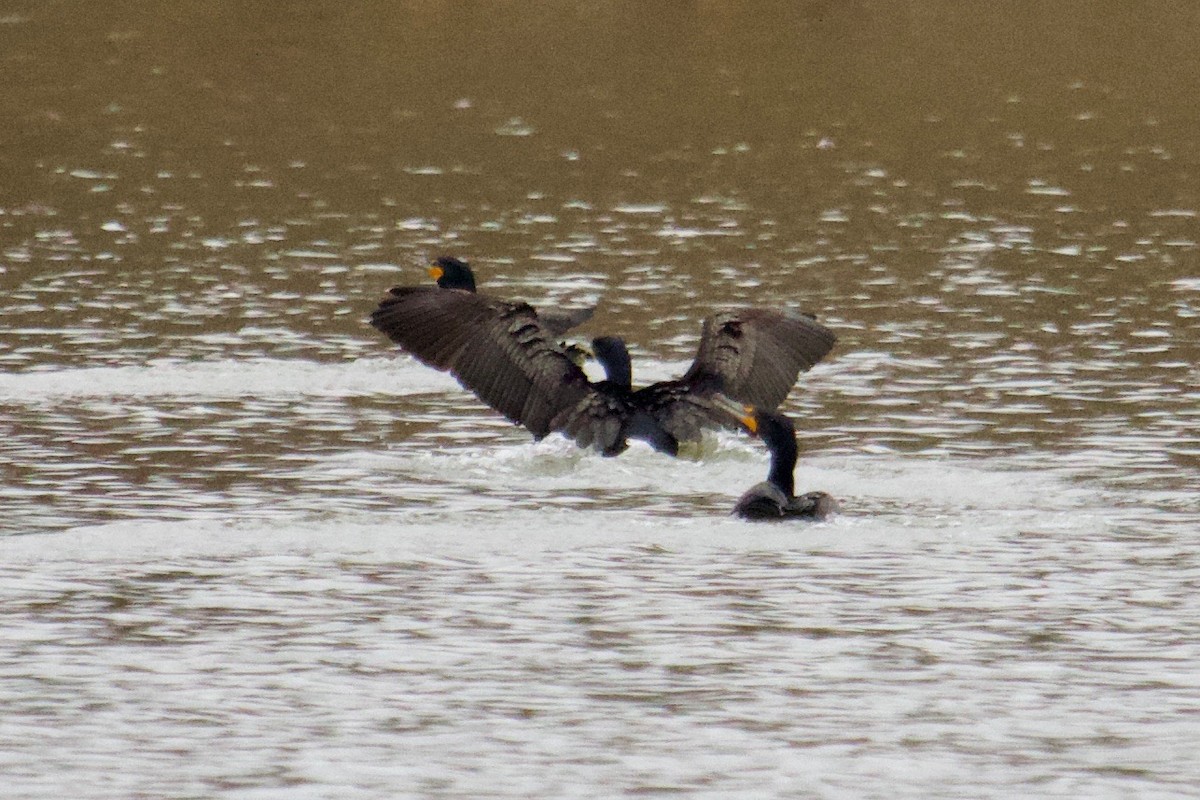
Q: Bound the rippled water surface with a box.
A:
[3,2,1199,797]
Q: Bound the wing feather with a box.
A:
[683,308,836,409]
[369,287,590,437]
[631,381,731,444]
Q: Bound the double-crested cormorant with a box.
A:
[578,311,836,448]
[733,410,838,521]
[370,283,673,454]
[369,279,835,456]
[427,256,595,336]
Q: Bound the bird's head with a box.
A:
[428,256,477,292]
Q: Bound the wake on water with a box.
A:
[0,356,1144,544]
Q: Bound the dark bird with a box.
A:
[732,410,838,521]
[566,307,836,449]
[369,283,836,456]
[428,256,595,336]
[369,284,673,454]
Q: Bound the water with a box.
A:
[2,2,1199,797]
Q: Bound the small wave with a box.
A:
[0,357,458,402]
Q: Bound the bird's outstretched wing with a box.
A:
[682,308,837,409]
[369,287,592,437]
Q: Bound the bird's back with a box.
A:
[733,480,790,520]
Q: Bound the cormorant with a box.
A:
[369,283,835,456]
[578,312,836,448]
[732,409,838,521]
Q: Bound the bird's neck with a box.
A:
[768,437,797,499]
[598,345,633,390]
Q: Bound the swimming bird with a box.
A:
[369,285,835,456]
[428,256,595,336]
[732,409,838,521]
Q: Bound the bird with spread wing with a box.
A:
[368,266,836,456]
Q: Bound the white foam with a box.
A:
[0,357,457,402]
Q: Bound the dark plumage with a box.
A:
[733,410,838,521]
[427,256,478,292]
[428,256,595,336]
[370,288,583,437]
[581,307,837,447]
[369,278,836,456]
[369,285,674,455]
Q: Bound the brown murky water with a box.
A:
[2,3,1199,798]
